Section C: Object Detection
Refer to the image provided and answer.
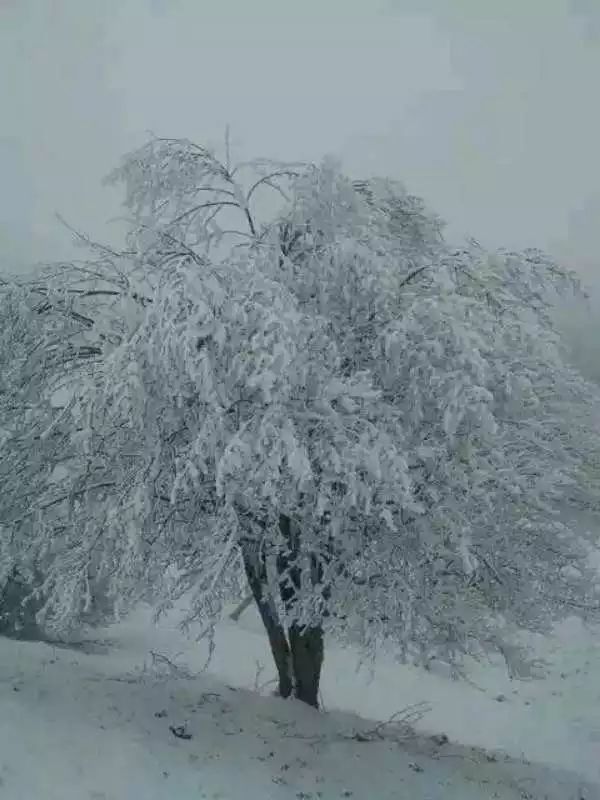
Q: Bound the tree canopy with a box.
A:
[2,137,599,688]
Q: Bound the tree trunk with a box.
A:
[257,602,294,700]
[276,514,324,708]
[238,513,326,709]
[288,622,324,708]
[240,538,293,699]
[0,568,47,641]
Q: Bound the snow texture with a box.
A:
[0,606,597,799]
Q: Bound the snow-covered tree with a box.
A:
[0,251,143,637]
[3,137,600,707]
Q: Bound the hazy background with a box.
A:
[1,0,599,284]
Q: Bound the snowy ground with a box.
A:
[1,604,599,799]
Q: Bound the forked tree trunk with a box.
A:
[239,534,324,708]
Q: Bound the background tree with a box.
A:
[2,136,599,707]
[0,243,144,637]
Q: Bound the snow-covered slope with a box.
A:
[1,607,598,799]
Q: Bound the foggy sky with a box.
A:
[1,0,599,281]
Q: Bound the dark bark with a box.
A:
[240,538,293,699]
[288,623,324,708]
[0,569,46,641]
[228,593,253,622]
[276,514,324,708]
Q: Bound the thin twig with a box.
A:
[350,702,431,743]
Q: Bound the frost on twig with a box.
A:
[350,702,431,743]
[148,650,195,680]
